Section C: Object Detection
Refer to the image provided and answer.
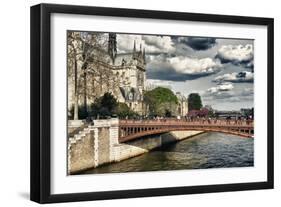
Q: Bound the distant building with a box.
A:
[214,110,242,119]
[176,92,188,116]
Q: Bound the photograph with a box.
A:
[67,31,254,175]
[30,3,274,203]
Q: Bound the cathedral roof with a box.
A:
[119,86,142,102]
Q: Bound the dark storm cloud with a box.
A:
[213,71,254,83]
[203,86,253,103]
[215,56,254,69]
[172,37,217,51]
[146,66,216,81]
[146,53,222,81]
[215,44,254,69]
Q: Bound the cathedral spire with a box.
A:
[108,33,117,64]
[143,48,146,64]
[133,40,136,59]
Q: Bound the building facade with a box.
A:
[176,92,189,117]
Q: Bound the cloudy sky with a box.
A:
[116,33,254,110]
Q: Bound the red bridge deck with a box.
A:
[119,119,254,143]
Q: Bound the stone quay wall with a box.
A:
[68,119,119,174]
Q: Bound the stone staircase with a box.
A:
[67,118,120,174]
[68,124,95,148]
[68,124,96,174]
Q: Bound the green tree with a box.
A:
[90,93,117,118]
[188,93,202,111]
[165,109,172,117]
[208,110,215,117]
[90,93,139,119]
[115,103,138,118]
[67,31,109,120]
[100,93,117,112]
[68,105,89,120]
[144,87,178,117]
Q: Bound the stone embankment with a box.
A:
[68,118,203,174]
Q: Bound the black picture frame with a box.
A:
[30,3,274,204]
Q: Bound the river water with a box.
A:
[83,132,254,174]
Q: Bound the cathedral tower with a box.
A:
[108,33,117,64]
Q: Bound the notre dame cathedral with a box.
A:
[68,32,147,117]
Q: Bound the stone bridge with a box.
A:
[119,119,254,143]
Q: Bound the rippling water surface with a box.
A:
[83,132,254,174]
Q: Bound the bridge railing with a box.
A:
[119,118,253,127]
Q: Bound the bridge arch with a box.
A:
[118,119,254,143]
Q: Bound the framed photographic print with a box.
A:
[30,3,274,203]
